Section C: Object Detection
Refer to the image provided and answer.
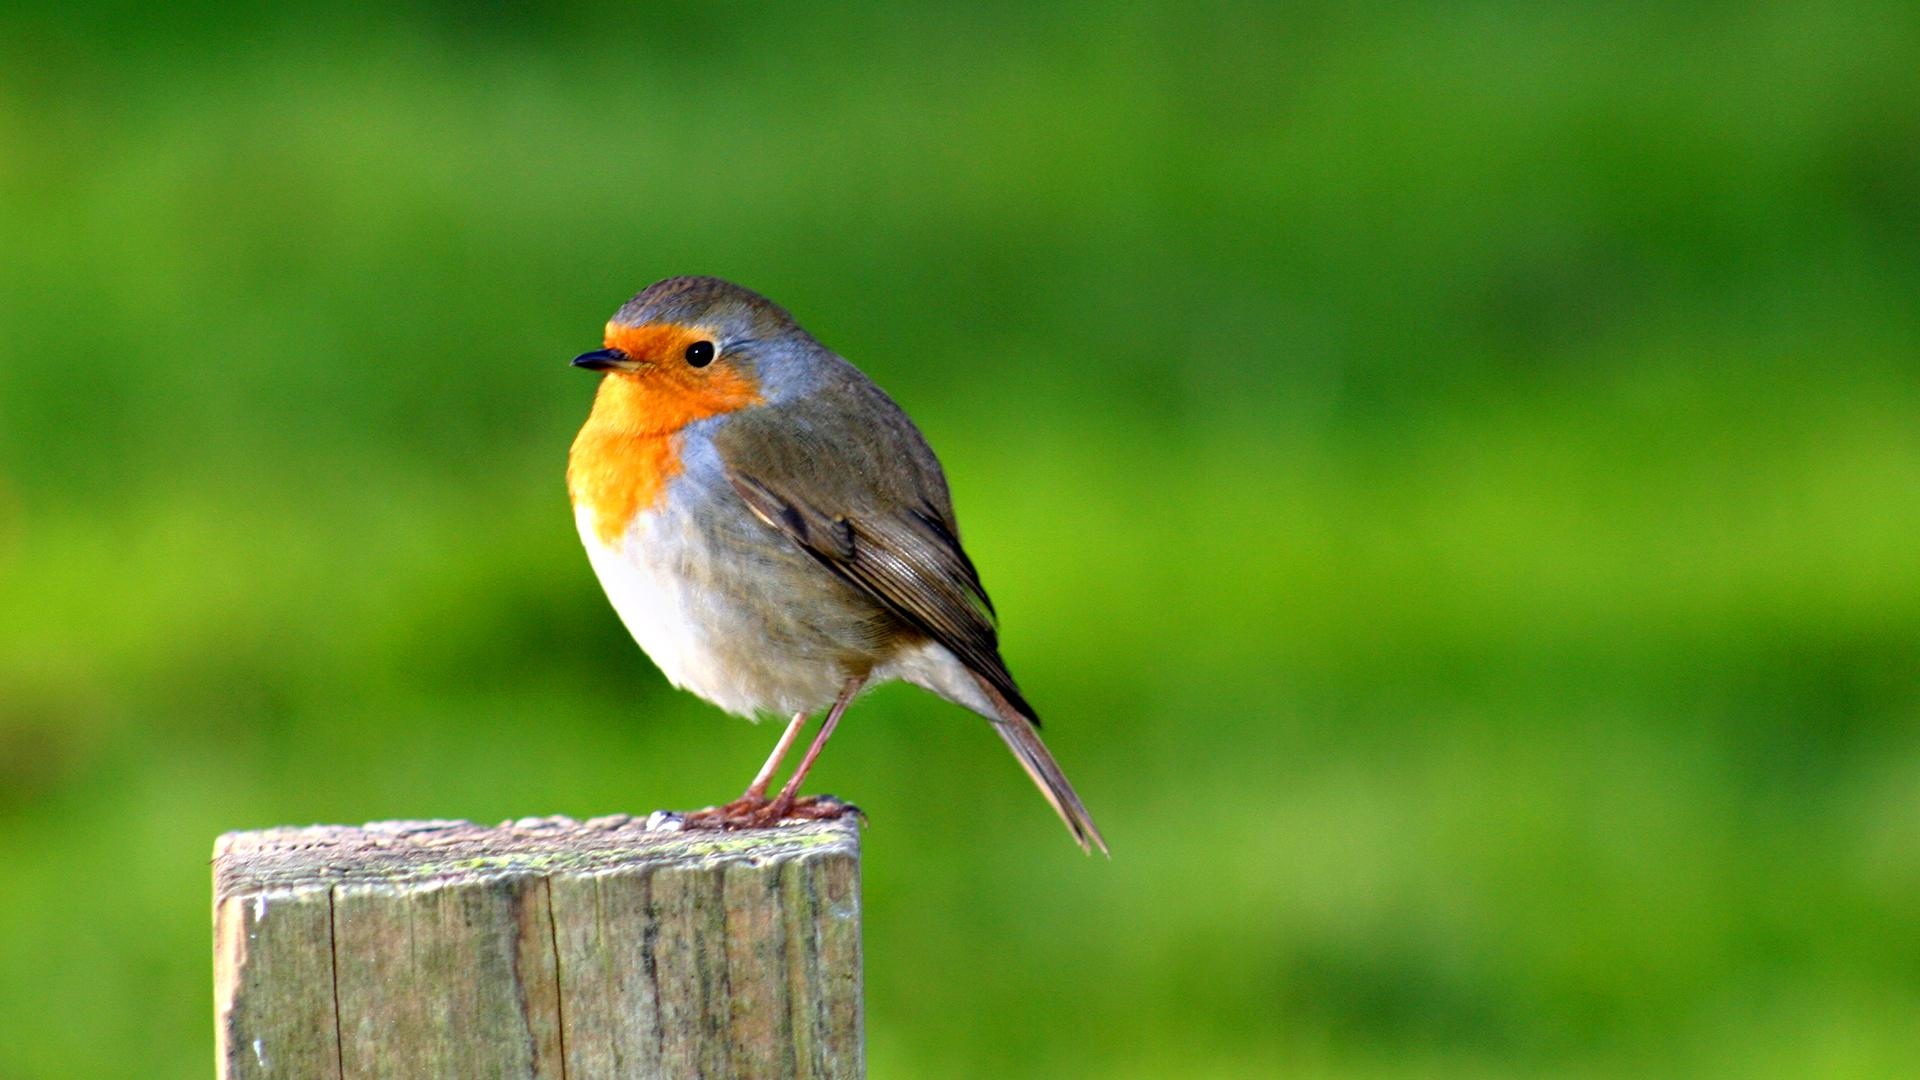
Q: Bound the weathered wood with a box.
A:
[214,814,862,1079]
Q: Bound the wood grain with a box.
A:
[214,815,862,1079]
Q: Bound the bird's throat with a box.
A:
[567,370,760,543]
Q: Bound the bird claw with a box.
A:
[683,793,864,831]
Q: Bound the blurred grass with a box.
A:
[2,2,1918,1076]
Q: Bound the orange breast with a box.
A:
[567,324,763,544]
[568,424,683,545]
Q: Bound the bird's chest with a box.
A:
[578,495,745,687]
[574,479,854,717]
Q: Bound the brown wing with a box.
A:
[714,371,1036,723]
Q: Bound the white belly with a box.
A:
[576,504,851,718]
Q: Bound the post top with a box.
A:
[214,813,860,899]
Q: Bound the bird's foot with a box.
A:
[765,794,865,825]
[682,793,864,831]
[683,792,772,826]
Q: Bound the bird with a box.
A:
[566,276,1106,854]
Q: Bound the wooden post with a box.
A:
[213,814,862,1079]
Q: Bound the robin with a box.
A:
[567,276,1107,854]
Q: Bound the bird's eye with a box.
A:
[684,340,716,368]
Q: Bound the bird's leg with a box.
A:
[685,711,813,827]
[742,710,811,802]
[757,676,864,823]
[683,681,866,829]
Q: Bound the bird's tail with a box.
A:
[972,673,1109,856]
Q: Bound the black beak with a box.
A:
[571,348,629,371]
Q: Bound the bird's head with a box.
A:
[572,277,821,420]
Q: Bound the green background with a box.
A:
[3,3,1917,1076]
